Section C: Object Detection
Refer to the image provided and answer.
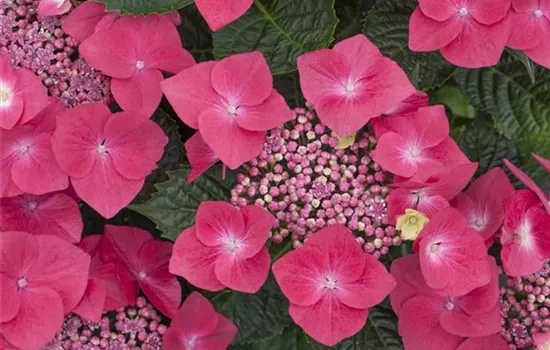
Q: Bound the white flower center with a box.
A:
[136,60,145,70]
[17,276,28,290]
[324,277,338,290]
[518,221,532,247]
[444,299,455,311]
[226,238,241,253]
[19,144,30,154]
[27,201,38,210]
[137,271,147,280]
[344,82,356,95]
[0,87,11,107]
[534,9,543,18]
[227,104,238,116]
[458,7,469,17]
[430,242,441,254]
[186,337,196,349]
[406,146,421,160]
[97,142,107,154]
[473,216,485,230]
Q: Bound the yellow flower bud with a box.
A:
[331,132,356,150]
[396,209,429,241]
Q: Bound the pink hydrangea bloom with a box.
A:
[79,15,195,117]
[0,99,69,198]
[37,0,71,16]
[195,0,253,31]
[372,105,470,179]
[508,0,550,69]
[272,224,396,346]
[452,167,514,245]
[504,156,550,214]
[0,231,90,349]
[409,0,512,68]
[162,52,292,169]
[62,1,182,42]
[387,162,478,222]
[100,225,181,318]
[373,91,429,131]
[72,235,127,322]
[297,34,415,136]
[0,55,49,130]
[0,191,82,243]
[170,202,273,293]
[534,331,550,349]
[163,292,238,350]
[185,132,220,183]
[391,254,501,350]
[51,103,168,218]
[457,334,510,350]
[500,189,550,276]
[414,207,492,296]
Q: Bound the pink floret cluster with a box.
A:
[0,0,111,107]
[42,297,167,350]
[230,107,401,257]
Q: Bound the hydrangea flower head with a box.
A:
[231,107,402,258]
[452,167,514,245]
[409,0,512,68]
[52,103,168,218]
[80,14,195,117]
[0,99,69,198]
[101,225,181,318]
[396,208,429,241]
[0,191,82,243]
[195,0,254,31]
[391,254,501,350]
[500,189,550,276]
[0,231,90,349]
[163,292,238,350]
[272,224,396,346]
[507,0,550,69]
[0,55,48,129]
[414,207,492,296]
[162,51,292,169]
[42,297,168,349]
[37,0,71,16]
[0,2,112,107]
[297,34,415,136]
[170,201,273,293]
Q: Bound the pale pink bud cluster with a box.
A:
[230,107,401,258]
[41,297,167,350]
[0,0,111,107]
[500,261,550,349]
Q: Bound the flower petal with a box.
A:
[172,292,219,336]
[61,1,107,42]
[0,231,39,278]
[457,334,509,350]
[507,11,545,49]
[140,277,182,318]
[469,0,512,25]
[185,132,219,183]
[236,90,293,131]
[409,8,464,52]
[110,69,164,118]
[439,302,501,337]
[195,201,245,247]
[215,248,271,293]
[0,273,20,323]
[195,0,254,31]
[37,0,71,16]
[71,279,107,322]
[417,0,457,21]
[238,205,273,258]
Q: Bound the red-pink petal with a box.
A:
[195,0,254,31]
[193,315,238,349]
[0,231,39,278]
[507,11,545,49]
[455,257,500,315]
[71,158,145,219]
[525,36,550,69]
[72,279,107,322]
[332,34,383,80]
[215,248,271,293]
[1,286,64,350]
[417,0,456,21]
[140,277,182,318]
[412,105,450,148]
[399,296,464,350]
[172,292,219,335]
[52,103,110,179]
[103,111,168,179]
[238,205,274,258]
[195,201,245,247]
[14,68,50,125]
[146,46,196,74]
[439,303,501,337]
[37,0,71,16]
[289,295,369,347]
[11,133,69,195]
[61,1,107,42]
[161,61,221,129]
[211,51,273,106]
[236,90,292,131]
[26,234,90,313]
[440,17,510,68]
[409,8,464,51]
[534,153,550,175]
[101,225,152,268]
[198,107,265,169]
[457,334,509,350]
[0,273,20,323]
[0,94,23,130]
[110,69,164,118]
[469,0,512,25]
[504,158,550,213]
[169,226,225,291]
[185,132,219,183]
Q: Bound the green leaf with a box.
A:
[333,0,374,41]
[273,71,303,108]
[96,0,193,15]
[454,52,550,181]
[431,86,477,119]
[134,109,184,203]
[214,276,292,347]
[362,0,455,90]
[128,165,233,240]
[507,48,536,84]
[452,118,520,180]
[178,4,214,62]
[213,0,338,75]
